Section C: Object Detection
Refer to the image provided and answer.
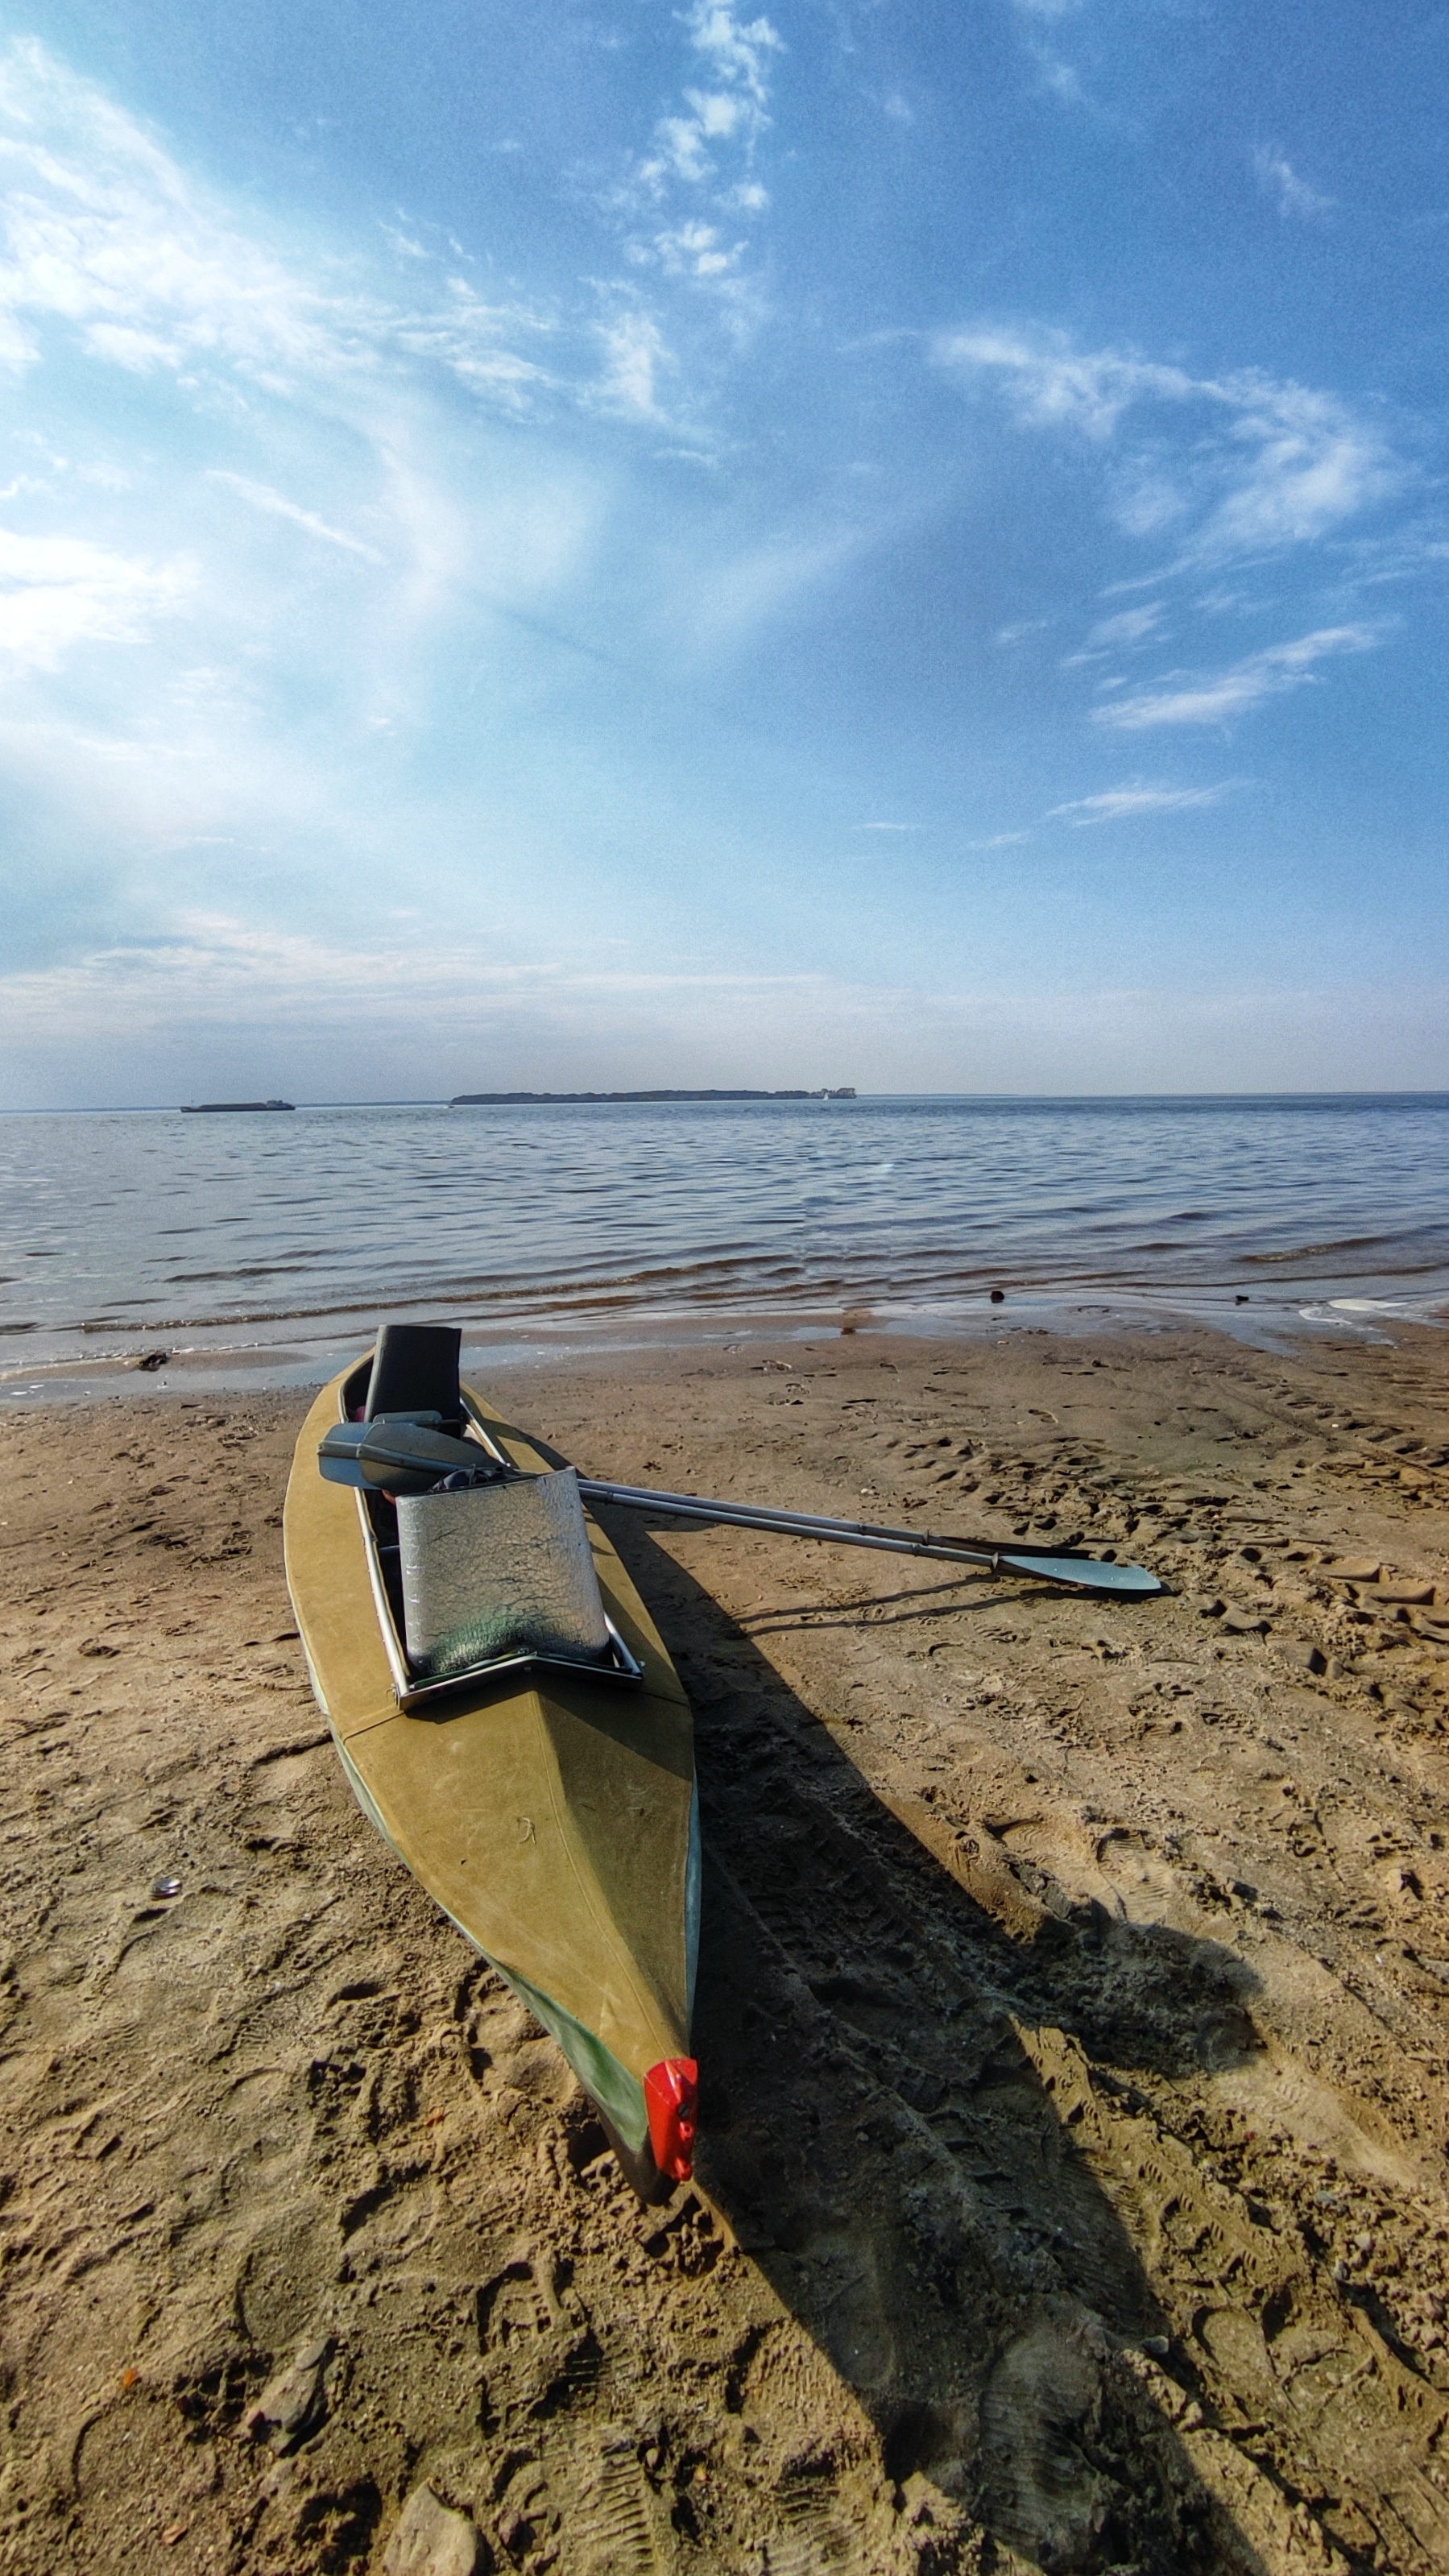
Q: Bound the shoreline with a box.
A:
[4,1279,1447,1407]
[3,1322,1449,2566]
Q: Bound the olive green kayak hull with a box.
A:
[284,1367,698,2180]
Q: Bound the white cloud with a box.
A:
[1046,780,1235,822]
[687,5,783,103]
[0,35,654,435]
[0,910,848,1053]
[0,524,193,669]
[687,90,747,143]
[647,221,744,280]
[391,279,559,413]
[0,39,360,386]
[207,471,385,561]
[1191,379,1390,558]
[936,325,1398,567]
[1095,624,1379,729]
[1062,602,1166,665]
[1254,148,1334,222]
[0,19,791,472]
[594,309,672,418]
[1029,48,1084,103]
[645,113,714,187]
[938,325,1195,441]
[1084,604,1164,648]
[625,1,780,323]
[6,909,1447,1103]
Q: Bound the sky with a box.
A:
[2,0,1447,1104]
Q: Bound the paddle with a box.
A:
[318,1415,500,1495]
[574,1477,1162,1597]
[316,1421,1161,1595]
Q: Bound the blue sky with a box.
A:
[1,0,1447,1104]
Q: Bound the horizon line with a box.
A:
[5,1087,1449,1116]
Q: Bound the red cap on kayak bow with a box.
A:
[644,2058,698,2182]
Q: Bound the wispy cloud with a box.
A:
[936,325,1399,567]
[1254,147,1335,222]
[0,35,691,433]
[634,4,782,193]
[938,325,1187,441]
[1028,48,1084,105]
[0,913,884,1087]
[1083,605,1164,649]
[0,14,868,944]
[1006,0,1089,108]
[594,309,673,419]
[1062,602,1165,665]
[0,39,362,386]
[207,472,385,561]
[1046,780,1236,822]
[619,2,780,335]
[0,910,847,1014]
[647,220,745,280]
[0,525,193,669]
[1095,624,1379,729]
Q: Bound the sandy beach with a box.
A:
[3,1319,1449,2574]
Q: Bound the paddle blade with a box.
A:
[317,1423,368,1485]
[1000,1549,1161,1597]
[317,1417,499,1494]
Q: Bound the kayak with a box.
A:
[283,1330,698,2201]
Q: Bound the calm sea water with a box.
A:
[2,1095,1447,1397]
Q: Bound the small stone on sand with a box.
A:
[245,2336,331,2454]
[382,2485,482,2576]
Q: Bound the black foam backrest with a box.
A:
[364,1322,463,1427]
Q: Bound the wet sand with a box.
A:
[2,1323,1449,2573]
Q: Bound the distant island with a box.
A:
[449,1087,857,1105]
[180,1099,296,1114]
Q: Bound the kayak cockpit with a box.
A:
[336,1339,645,1713]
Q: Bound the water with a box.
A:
[2,1094,1447,1398]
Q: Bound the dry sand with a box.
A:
[3,1322,1449,2574]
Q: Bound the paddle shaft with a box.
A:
[574,1477,1155,1593]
